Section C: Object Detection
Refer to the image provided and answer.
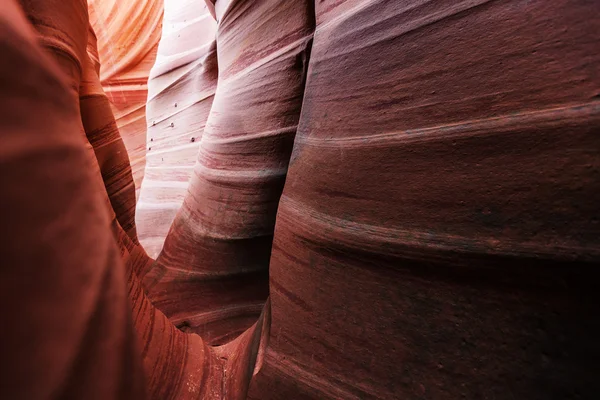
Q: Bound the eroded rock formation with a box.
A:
[88,0,163,194]
[1,0,599,399]
[142,0,315,345]
[0,1,145,397]
[136,0,218,258]
[247,1,600,398]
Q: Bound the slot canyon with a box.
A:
[1,0,599,399]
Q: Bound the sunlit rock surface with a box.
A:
[136,0,218,258]
[141,0,315,346]
[89,0,163,194]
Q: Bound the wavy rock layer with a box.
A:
[88,0,163,194]
[142,0,315,345]
[1,2,249,399]
[82,25,139,243]
[1,1,145,398]
[247,0,600,398]
[2,0,599,399]
[137,0,218,258]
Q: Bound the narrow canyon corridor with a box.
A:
[1,0,599,399]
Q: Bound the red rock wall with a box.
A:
[0,1,145,397]
[1,2,226,399]
[247,0,600,398]
[81,25,139,243]
[1,0,599,399]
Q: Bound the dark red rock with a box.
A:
[1,2,229,399]
[80,25,139,243]
[136,0,218,258]
[247,0,600,398]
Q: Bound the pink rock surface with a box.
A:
[137,0,218,258]
[88,0,163,195]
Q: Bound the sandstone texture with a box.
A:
[0,0,598,399]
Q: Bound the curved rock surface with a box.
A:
[81,25,139,243]
[1,0,599,399]
[143,0,315,345]
[136,0,218,258]
[0,1,145,398]
[246,1,600,398]
[88,0,163,194]
[0,2,248,399]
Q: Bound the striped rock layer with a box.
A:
[142,0,315,345]
[137,0,218,259]
[1,0,599,399]
[89,0,163,195]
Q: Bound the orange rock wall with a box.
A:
[1,1,146,397]
[142,0,314,345]
[88,0,163,194]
